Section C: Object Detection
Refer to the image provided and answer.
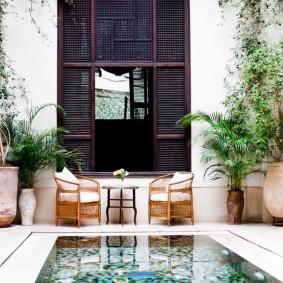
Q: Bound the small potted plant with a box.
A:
[7,103,80,225]
[113,168,129,186]
[178,111,264,224]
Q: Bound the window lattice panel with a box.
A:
[157,68,186,135]
[64,140,92,172]
[157,140,186,171]
[63,68,92,135]
[157,0,185,62]
[96,0,152,62]
[63,0,91,62]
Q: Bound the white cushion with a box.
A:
[59,192,99,203]
[150,192,191,202]
[166,172,193,192]
[55,167,79,190]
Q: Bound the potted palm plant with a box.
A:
[178,111,263,224]
[0,116,19,227]
[7,103,80,225]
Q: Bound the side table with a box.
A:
[102,185,139,226]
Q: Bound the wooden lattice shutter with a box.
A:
[58,0,190,174]
[155,0,189,171]
[156,0,185,62]
[96,0,152,62]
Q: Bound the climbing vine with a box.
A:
[219,0,283,162]
[0,0,73,115]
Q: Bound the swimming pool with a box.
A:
[35,235,279,282]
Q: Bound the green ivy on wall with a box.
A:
[219,0,283,162]
[0,0,73,115]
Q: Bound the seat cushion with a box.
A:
[166,172,193,192]
[55,167,79,190]
[59,192,100,203]
[150,192,191,202]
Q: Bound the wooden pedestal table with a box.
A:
[102,185,139,226]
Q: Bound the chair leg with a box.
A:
[77,203,80,228]
[191,216,194,225]
[191,202,194,225]
[167,201,170,226]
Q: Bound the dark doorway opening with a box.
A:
[95,67,153,172]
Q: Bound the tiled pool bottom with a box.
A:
[35,235,279,283]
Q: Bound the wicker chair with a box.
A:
[148,172,194,226]
[54,170,101,227]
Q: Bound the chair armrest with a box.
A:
[149,173,174,186]
[167,173,194,192]
[76,175,100,194]
[54,175,79,192]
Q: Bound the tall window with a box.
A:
[58,0,191,174]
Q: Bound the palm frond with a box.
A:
[26,103,66,126]
[179,110,262,190]
[7,103,79,188]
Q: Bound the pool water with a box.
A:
[36,235,279,282]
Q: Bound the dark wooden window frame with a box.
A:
[57,0,191,177]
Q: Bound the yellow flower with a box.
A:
[113,168,129,180]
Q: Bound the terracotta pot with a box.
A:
[18,188,36,226]
[0,167,19,227]
[227,190,244,224]
[263,162,283,220]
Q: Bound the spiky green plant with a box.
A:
[178,111,263,191]
[0,117,11,166]
[6,103,80,188]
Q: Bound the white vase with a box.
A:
[117,179,124,186]
[18,188,36,226]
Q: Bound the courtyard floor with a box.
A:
[0,222,283,282]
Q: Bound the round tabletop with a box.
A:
[102,185,139,190]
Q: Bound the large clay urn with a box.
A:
[0,167,19,227]
[227,190,244,224]
[263,162,283,221]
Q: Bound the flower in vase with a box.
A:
[113,168,129,181]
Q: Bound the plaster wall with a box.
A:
[4,0,276,224]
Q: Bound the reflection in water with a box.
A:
[36,235,278,282]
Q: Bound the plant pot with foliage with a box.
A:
[0,117,19,227]
[217,0,283,225]
[178,111,264,224]
[240,40,283,224]
[7,103,80,225]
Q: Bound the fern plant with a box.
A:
[178,111,263,191]
[6,103,80,188]
[0,117,11,167]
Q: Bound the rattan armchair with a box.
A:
[148,172,194,226]
[54,171,101,227]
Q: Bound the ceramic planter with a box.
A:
[227,190,244,224]
[263,162,283,224]
[18,188,36,226]
[0,167,19,227]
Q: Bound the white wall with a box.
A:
[4,0,277,224]
[4,0,58,129]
